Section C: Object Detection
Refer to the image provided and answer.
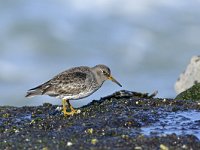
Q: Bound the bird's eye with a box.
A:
[102,71,107,75]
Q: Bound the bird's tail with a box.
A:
[25,81,51,98]
[25,84,44,98]
[25,89,42,98]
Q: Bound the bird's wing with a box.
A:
[43,71,89,96]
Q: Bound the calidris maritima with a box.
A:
[26,64,122,116]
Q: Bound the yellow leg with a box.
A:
[62,99,67,116]
[62,99,77,116]
[67,100,77,114]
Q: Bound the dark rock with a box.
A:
[0,90,200,149]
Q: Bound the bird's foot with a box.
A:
[63,110,76,116]
[62,99,81,117]
[63,106,80,117]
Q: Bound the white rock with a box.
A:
[175,56,200,94]
[67,141,73,146]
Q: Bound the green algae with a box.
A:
[175,83,200,100]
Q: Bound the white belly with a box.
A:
[57,88,98,100]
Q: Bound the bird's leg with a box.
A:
[62,98,77,116]
[66,100,77,115]
[62,98,67,116]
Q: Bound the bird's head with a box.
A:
[92,64,122,87]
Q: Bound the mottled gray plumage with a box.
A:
[26,64,122,100]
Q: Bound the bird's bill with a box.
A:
[108,75,122,87]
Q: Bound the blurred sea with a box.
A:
[0,0,200,107]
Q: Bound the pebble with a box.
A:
[67,142,73,146]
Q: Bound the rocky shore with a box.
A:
[1,90,200,150]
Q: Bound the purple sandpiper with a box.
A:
[26,64,122,116]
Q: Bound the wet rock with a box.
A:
[175,55,200,94]
[0,90,200,149]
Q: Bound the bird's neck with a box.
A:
[91,69,105,86]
